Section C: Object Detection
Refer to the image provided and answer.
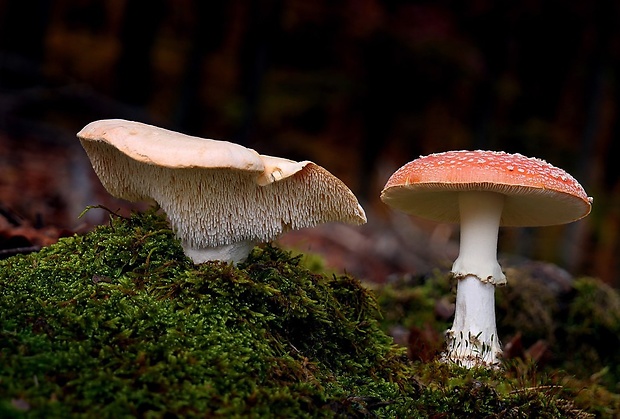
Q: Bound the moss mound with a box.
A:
[0,208,610,417]
[0,209,421,417]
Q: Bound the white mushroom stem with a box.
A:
[182,240,257,265]
[444,191,505,368]
[452,191,506,284]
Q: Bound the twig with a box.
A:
[0,245,41,259]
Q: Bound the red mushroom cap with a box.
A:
[380,150,592,227]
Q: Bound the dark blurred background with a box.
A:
[0,1,617,286]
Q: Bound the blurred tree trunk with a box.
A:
[0,0,50,85]
[115,0,165,105]
[173,1,228,134]
[235,0,281,145]
[566,0,615,281]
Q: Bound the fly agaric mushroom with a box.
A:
[78,119,366,264]
[380,150,592,368]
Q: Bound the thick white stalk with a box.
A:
[444,191,505,368]
[451,191,506,285]
[182,240,256,264]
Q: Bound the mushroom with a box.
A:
[78,119,366,264]
[380,150,592,368]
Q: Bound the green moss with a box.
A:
[372,271,452,332]
[561,277,620,390]
[412,362,589,418]
[495,268,560,346]
[497,272,620,392]
[0,208,613,417]
[372,259,620,417]
[0,209,418,417]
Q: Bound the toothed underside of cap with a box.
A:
[81,141,366,248]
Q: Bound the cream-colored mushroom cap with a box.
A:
[78,119,366,263]
[381,150,592,227]
[78,118,264,170]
